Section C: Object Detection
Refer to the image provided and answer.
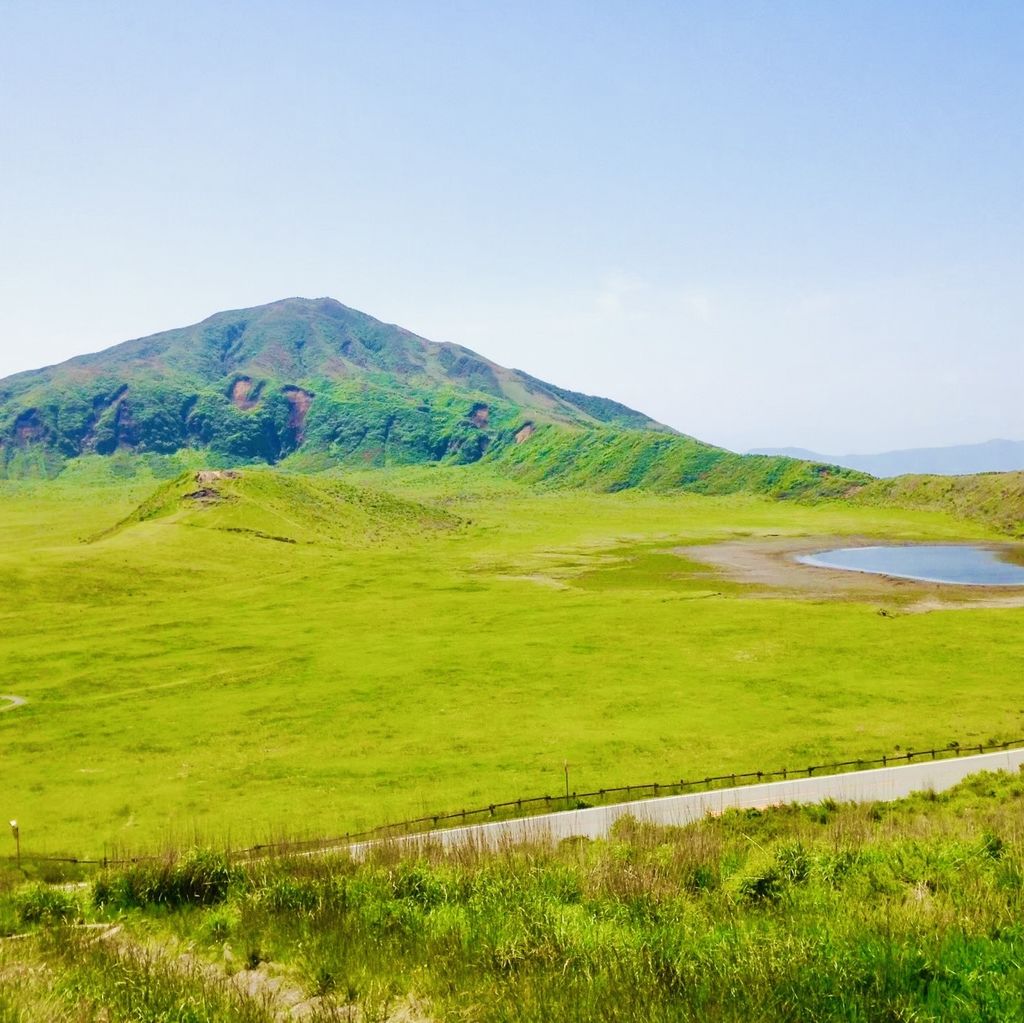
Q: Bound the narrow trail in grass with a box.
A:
[0,695,27,712]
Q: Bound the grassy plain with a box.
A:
[1,459,1024,857]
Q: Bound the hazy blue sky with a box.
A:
[1,1,1021,452]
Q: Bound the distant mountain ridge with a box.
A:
[750,439,1024,478]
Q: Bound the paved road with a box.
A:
[0,695,26,712]
[348,748,1024,856]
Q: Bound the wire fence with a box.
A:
[6,737,1023,870]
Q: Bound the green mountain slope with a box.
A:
[487,424,865,499]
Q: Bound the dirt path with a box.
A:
[680,536,1024,611]
[0,695,26,712]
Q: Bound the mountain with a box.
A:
[0,296,867,499]
[750,439,1024,478]
[0,297,664,471]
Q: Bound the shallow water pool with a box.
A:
[796,545,1024,587]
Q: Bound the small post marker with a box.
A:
[564,761,571,806]
[9,820,19,869]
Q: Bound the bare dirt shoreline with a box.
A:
[680,537,1024,612]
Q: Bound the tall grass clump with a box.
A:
[12,883,82,926]
[92,848,231,910]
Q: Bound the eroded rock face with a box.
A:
[515,423,536,444]
[230,377,260,410]
[470,403,490,428]
[282,387,314,442]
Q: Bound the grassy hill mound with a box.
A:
[855,471,1024,537]
[98,469,462,546]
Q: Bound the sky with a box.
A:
[1,1,1022,454]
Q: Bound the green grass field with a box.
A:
[2,460,1023,858]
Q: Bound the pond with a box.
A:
[796,544,1024,587]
